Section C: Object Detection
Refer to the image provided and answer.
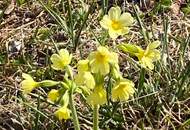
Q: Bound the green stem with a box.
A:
[103,0,108,14]
[69,90,80,130]
[66,0,74,44]
[138,68,145,94]
[93,105,99,130]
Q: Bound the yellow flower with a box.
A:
[50,49,72,70]
[87,85,107,106]
[89,46,118,75]
[21,73,39,94]
[48,89,59,102]
[75,71,95,89]
[112,79,135,102]
[55,106,71,120]
[135,41,161,70]
[77,59,89,72]
[100,6,134,39]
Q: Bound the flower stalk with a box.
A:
[93,105,99,130]
[69,87,80,130]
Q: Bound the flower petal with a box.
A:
[109,52,118,64]
[108,6,121,21]
[120,27,129,35]
[75,73,84,85]
[142,57,154,70]
[87,86,107,106]
[55,107,71,120]
[108,29,119,39]
[22,73,33,80]
[148,41,160,50]
[147,50,160,60]
[48,89,59,102]
[59,49,72,65]
[100,15,112,29]
[59,49,69,59]
[84,72,95,89]
[91,60,102,74]
[100,62,110,75]
[119,12,134,26]
[21,80,38,94]
[77,59,89,72]
[50,54,64,70]
[111,80,135,102]
[75,71,95,89]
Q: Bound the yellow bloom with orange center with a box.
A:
[50,49,72,70]
[87,85,107,106]
[21,73,39,94]
[89,46,118,75]
[100,6,134,39]
[55,106,71,120]
[112,79,135,102]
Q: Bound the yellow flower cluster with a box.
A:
[74,46,135,106]
[20,48,73,120]
[74,58,105,106]
[19,5,163,128]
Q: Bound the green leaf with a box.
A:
[160,0,172,6]
[181,6,190,15]
[36,27,50,40]
[16,0,26,5]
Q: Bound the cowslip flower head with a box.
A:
[50,49,72,70]
[135,41,161,70]
[75,71,95,89]
[100,6,134,39]
[88,46,118,75]
[112,79,135,102]
[48,89,59,102]
[87,85,107,106]
[21,73,39,94]
[55,106,71,120]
